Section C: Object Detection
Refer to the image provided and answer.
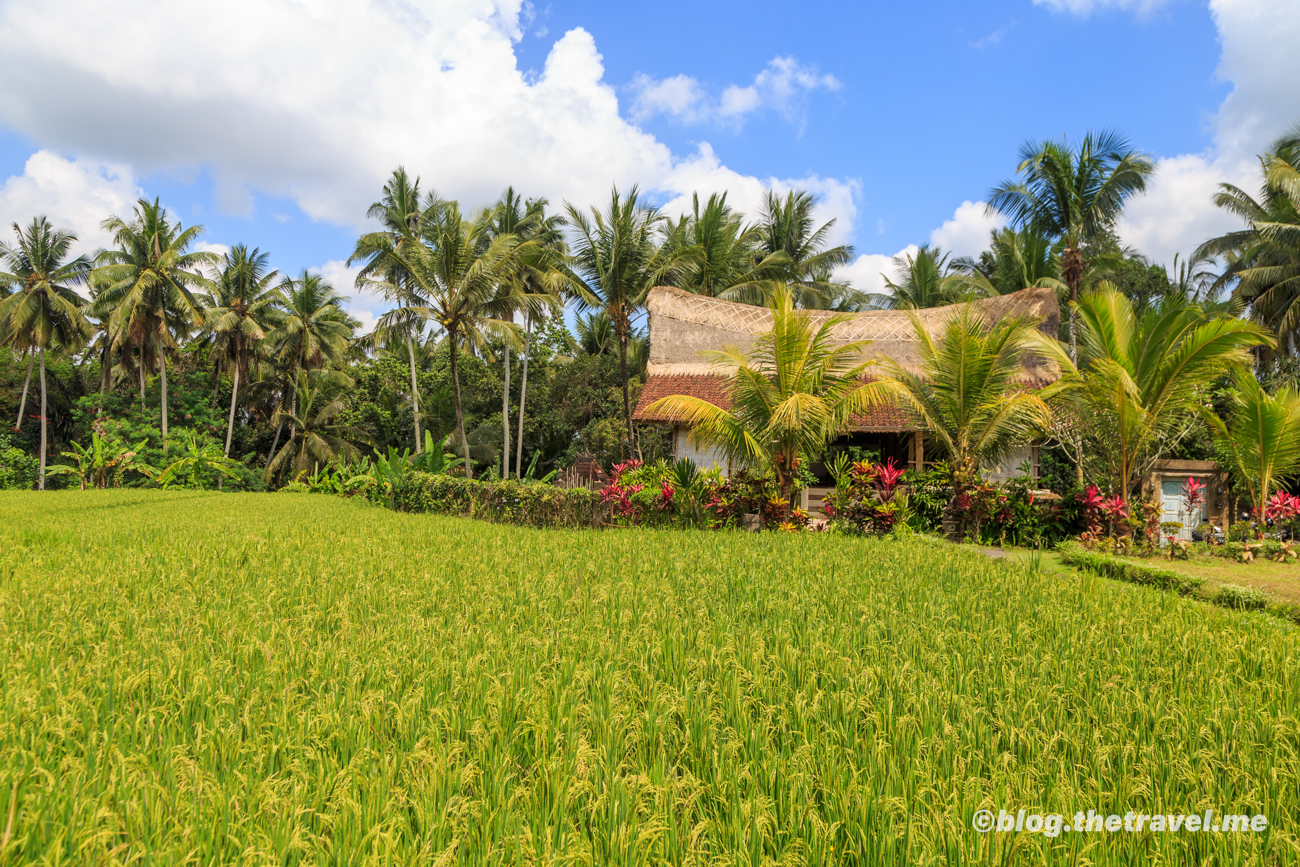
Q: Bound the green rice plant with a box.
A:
[1216,582,1269,611]
[0,491,1296,865]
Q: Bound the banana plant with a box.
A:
[410,431,464,475]
[46,432,156,490]
[157,431,242,489]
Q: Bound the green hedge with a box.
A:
[1056,542,1206,595]
[1057,542,1300,625]
[393,473,603,529]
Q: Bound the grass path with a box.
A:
[1,491,1297,865]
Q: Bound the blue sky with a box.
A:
[0,0,1295,329]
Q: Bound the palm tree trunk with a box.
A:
[407,332,422,454]
[618,330,633,457]
[225,366,240,456]
[160,352,169,440]
[449,337,472,478]
[38,347,47,491]
[15,349,33,430]
[1062,247,1083,365]
[515,313,531,477]
[139,356,146,408]
[267,414,284,469]
[502,345,511,479]
[99,341,111,407]
[288,387,297,444]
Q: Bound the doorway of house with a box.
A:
[1161,477,1204,541]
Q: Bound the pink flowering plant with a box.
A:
[823,459,913,535]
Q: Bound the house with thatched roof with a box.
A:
[632,285,1062,483]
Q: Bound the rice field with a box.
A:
[0,491,1297,866]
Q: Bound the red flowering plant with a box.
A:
[701,469,797,530]
[1265,491,1300,540]
[823,458,913,535]
[1076,485,1106,543]
[1098,495,1129,537]
[599,459,672,527]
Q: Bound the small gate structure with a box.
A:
[1144,460,1227,541]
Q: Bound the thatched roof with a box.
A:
[633,285,1061,428]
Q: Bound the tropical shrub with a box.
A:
[699,468,809,531]
[822,459,910,535]
[1213,540,1293,563]
[44,431,156,490]
[0,433,39,490]
[394,472,600,528]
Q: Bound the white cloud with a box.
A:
[1033,0,1172,14]
[1116,152,1252,267]
[1116,0,1300,268]
[0,150,142,255]
[0,1,856,265]
[835,246,918,298]
[630,56,840,128]
[194,241,232,258]
[628,73,708,123]
[929,200,1005,259]
[657,143,861,247]
[315,259,377,333]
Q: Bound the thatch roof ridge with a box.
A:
[643,285,1062,385]
[646,284,1059,339]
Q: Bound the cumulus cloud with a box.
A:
[929,200,1005,260]
[314,259,377,334]
[194,241,232,258]
[834,248,915,299]
[1115,0,1300,267]
[0,2,736,229]
[0,150,142,254]
[630,56,840,128]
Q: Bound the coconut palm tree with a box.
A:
[0,218,92,489]
[1049,286,1272,498]
[350,168,429,452]
[645,284,887,519]
[265,372,363,483]
[90,198,217,439]
[485,187,565,478]
[755,190,855,306]
[954,228,1067,297]
[874,309,1055,511]
[1205,372,1300,519]
[565,186,688,449]
[358,199,526,477]
[883,246,989,310]
[268,271,356,447]
[206,245,282,454]
[270,271,355,378]
[1197,125,1300,352]
[988,130,1155,361]
[665,192,788,303]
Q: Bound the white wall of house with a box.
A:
[982,445,1038,483]
[673,426,731,477]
